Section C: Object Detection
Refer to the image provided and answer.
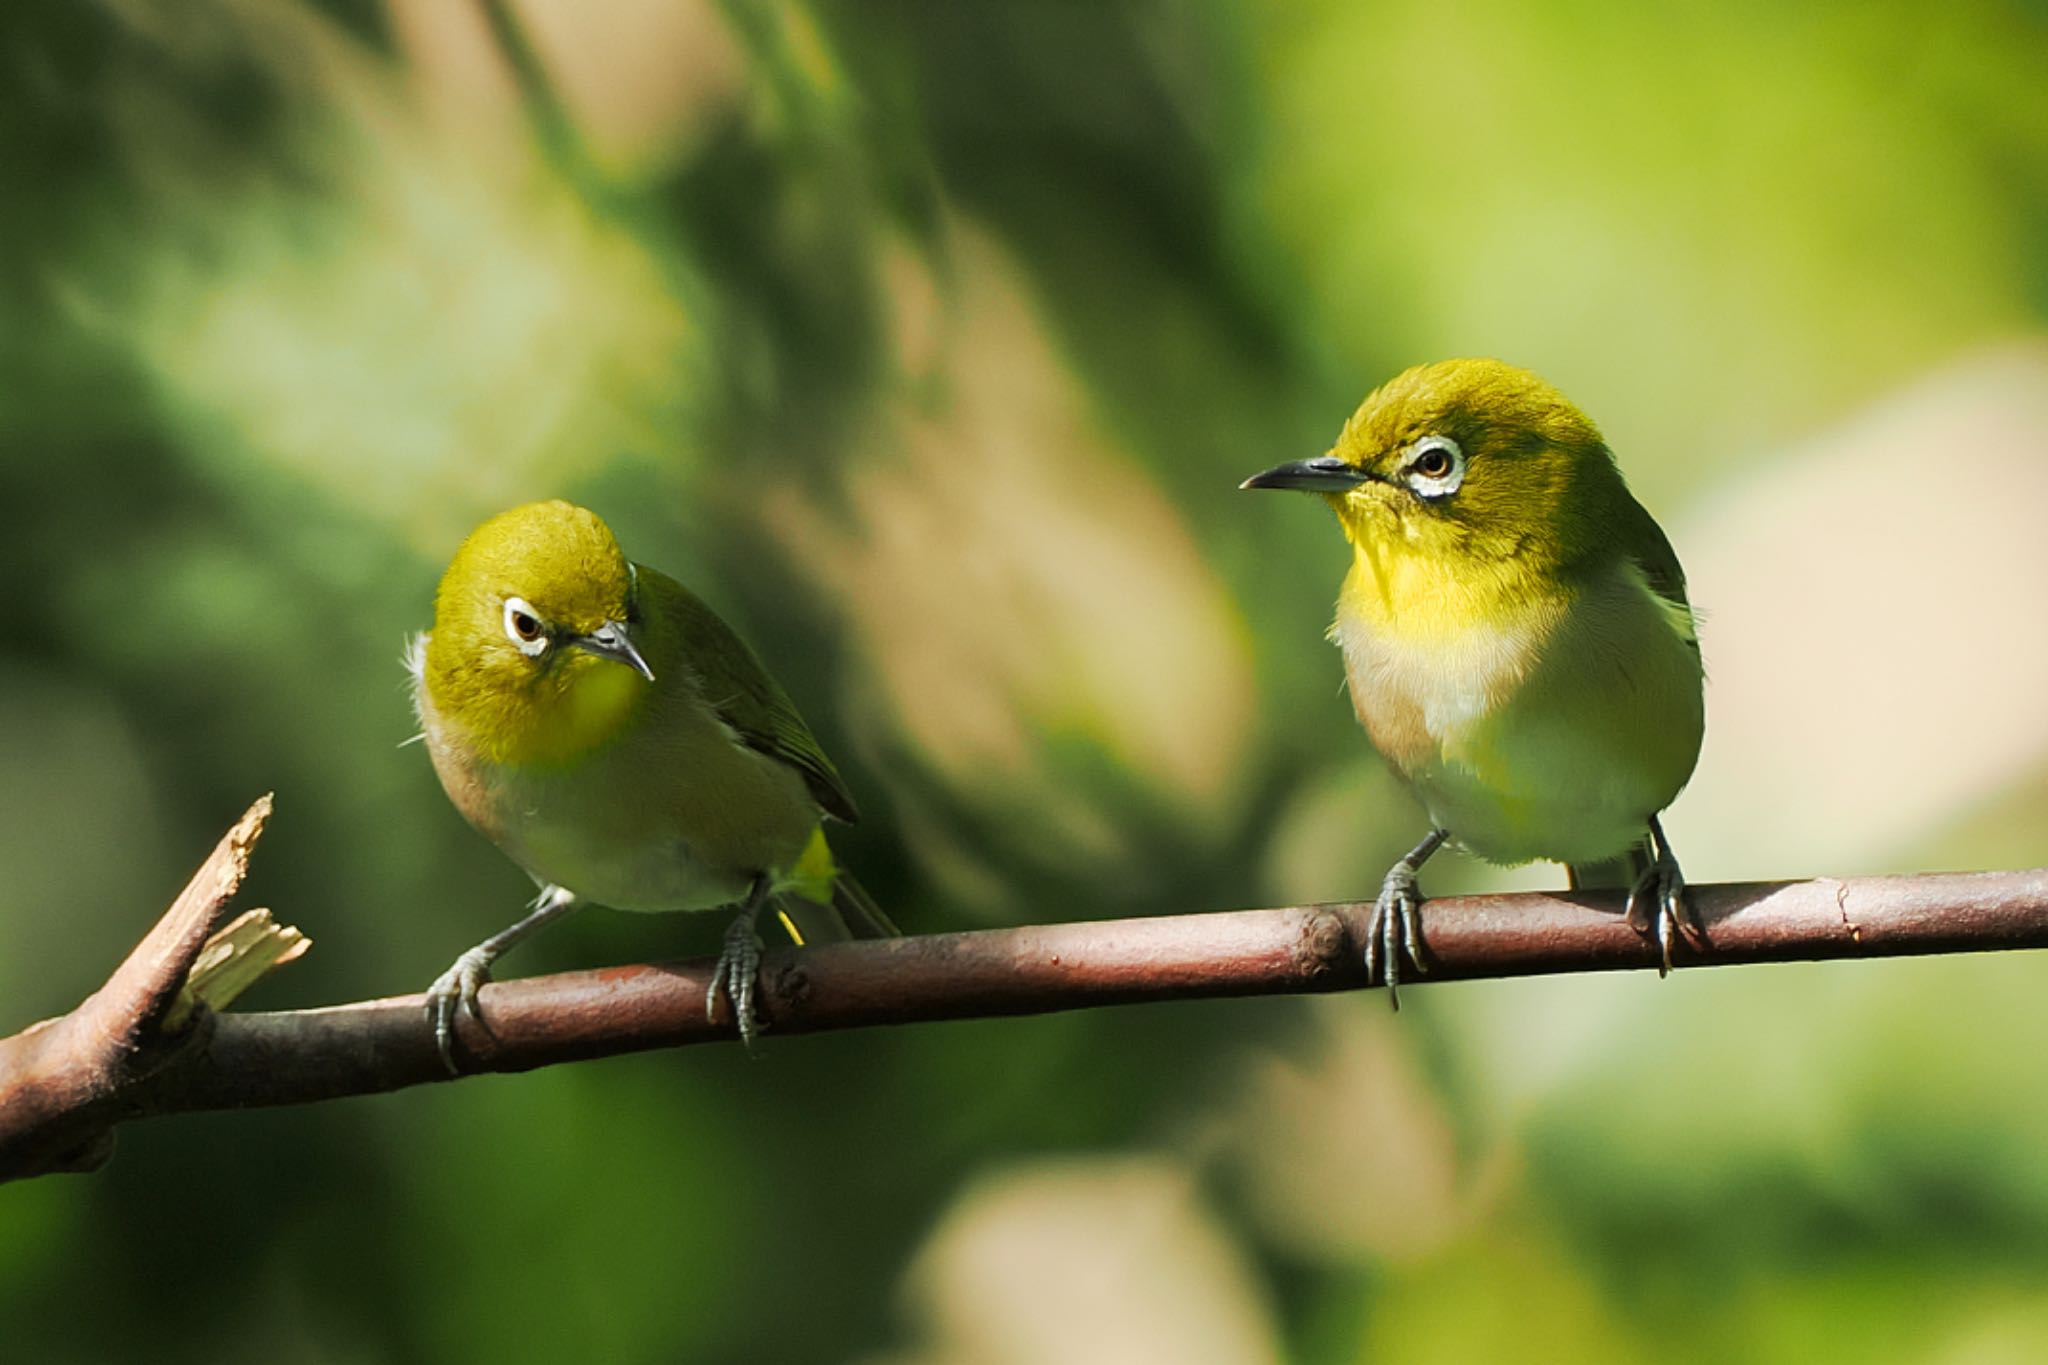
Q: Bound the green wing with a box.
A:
[643,565,860,823]
[1619,495,1699,652]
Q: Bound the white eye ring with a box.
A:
[502,596,549,655]
[1403,436,1465,499]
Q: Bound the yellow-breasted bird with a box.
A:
[1242,359,1705,1000]
[408,500,894,1068]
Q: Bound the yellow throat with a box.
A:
[418,499,656,768]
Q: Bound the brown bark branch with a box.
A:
[0,795,271,1179]
[5,797,2047,1184]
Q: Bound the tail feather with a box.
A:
[772,869,899,946]
[829,868,899,939]
[1567,835,1654,892]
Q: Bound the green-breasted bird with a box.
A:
[1242,359,1705,1001]
[408,500,893,1068]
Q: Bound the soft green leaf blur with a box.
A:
[4,1,2046,1360]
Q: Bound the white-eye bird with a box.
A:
[1242,359,1706,1001]
[408,500,893,1068]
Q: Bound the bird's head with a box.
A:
[423,500,656,764]
[1242,358,1628,576]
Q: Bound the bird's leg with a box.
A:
[708,875,774,1050]
[426,883,580,1074]
[1368,827,1448,1010]
[1625,815,1702,976]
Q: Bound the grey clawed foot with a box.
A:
[425,946,497,1075]
[708,897,769,1050]
[1367,864,1430,1010]
[1366,828,1448,1010]
[1626,817,1703,976]
[424,885,581,1074]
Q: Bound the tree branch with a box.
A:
[0,795,272,1180]
[5,797,2047,1184]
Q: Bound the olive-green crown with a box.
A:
[434,499,634,642]
[1334,358,1632,577]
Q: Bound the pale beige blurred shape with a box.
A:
[391,0,743,179]
[877,1158,1280,1365]
[385,0,523,142]
[881,236,949,385]
[1673,340,2048,879]
[1223,997,1479,1263]
[774,226,1256,904]
[509,0,743,179]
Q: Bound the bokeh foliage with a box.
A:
[4,2,2048,1361]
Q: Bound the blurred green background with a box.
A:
[5,1,2048,1361]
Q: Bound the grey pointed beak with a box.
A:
[1239,455,1375,492]
[572,620,655,681]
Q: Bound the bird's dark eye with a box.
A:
[503,596,549,652]
[1414,446,1454,479]
[1403,436,1465,498]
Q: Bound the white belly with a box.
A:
[412,656,820,913]
[1338,561,1704,866]
[480,759,759,912]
